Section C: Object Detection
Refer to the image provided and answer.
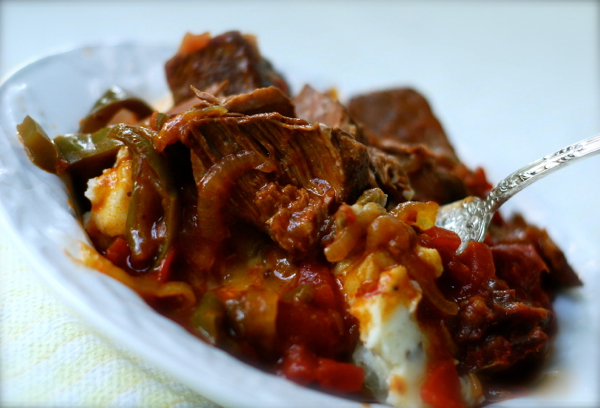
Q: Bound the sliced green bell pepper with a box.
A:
[107,124,181,272]
[79,86,154,134]
[17,115,123,177]
[17,115,65,173]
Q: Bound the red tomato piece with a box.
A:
[422,226,462,253]
[315,357,365,394]
[104,236,130,268]
[154,247,176,283]
[313,283,337,310]
[458,241,495,289]
[421,359,465,408]
[280,344,318,385]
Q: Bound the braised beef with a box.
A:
[223,86,296,117]
[180,85,295,117]
[348,88,458,160]
[293,85,366,144]
[293,85,467,206]
[346,87,491,204]
[293,85,418,208]
[165,31,290,104]
[163,103,370,256]
[365,146,414,206]
[488,214,583,288]
[373,139,469,204]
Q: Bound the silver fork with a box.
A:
[435,134,600,253]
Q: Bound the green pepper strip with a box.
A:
[17,115,66,173]
[53,128,122,178]
[107,124,180,273]
[79,86,154,134]
[17,115,123,176]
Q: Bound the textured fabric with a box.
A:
[0,221,220,408]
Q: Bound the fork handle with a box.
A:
[484,134,600,215]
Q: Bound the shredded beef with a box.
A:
[165,31,290,104]
[365,146,414,206]
[164,103,370,256]
[254,182,336,255]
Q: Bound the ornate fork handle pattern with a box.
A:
[436,134,600,253]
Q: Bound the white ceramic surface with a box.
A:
[0,43,598,408]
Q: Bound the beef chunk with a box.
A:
[166,31,290,104]
[293,85,469,205]
[365,146,414,206]
[162,101,370,256]
[453,267,553,375]
[254,182,336,255]
[430,241,556,377]
[294,85,348,127]
[374,139,469,204]
[488,214,582,288]
[293,85,367,144]
[348,88,458,160]
[223,86,296,117]
[171,86,295,118]
[347,87,497,204]
[292,86,427,209]
[185,113,368,202]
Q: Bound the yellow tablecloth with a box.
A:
[0,222,219,408]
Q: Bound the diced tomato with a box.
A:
[298,261,338,310]
[490,244,549,295]
[297,261,328,286]
[280,344,318,385]
[315,357,365,394]
[421,359,466,408]
[277,301,340,357]
[435,241,496,299]
[104,236,130,268]
[154,247,176,283]
[463,167,493,198]
[313,283,337,310]
[458,242,495,288]
[421,226,462,253]
[280,344,364,394]
[339,203,357,225]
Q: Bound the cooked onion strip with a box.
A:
[197,150,276,242]
[78,243,196,308]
